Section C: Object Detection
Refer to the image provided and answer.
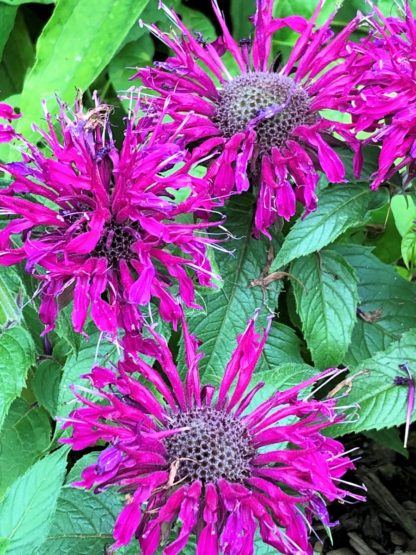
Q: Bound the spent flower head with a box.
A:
[137,0,363,236]
[62,315,364,554]
[0,95,220,336]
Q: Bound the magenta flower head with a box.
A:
[137,1,363,236]
[62,316,364,554]
[0,96,219,335]
[0,103,20,143]
[344,2,416,189]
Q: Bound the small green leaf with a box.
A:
[0,448,68,554]
[364,428,408,458]
[391,194,416,237]
[182,195,281,384]
[332,330,416,435]
[291,250,359,368]
[334,245,416,366]
[176,5,216,42]
[401,224,416,269]
[0,326,35,429]
[14,0,151,142]
[270,185,371,271]
[0,399,51,497]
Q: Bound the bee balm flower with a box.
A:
[137,0,363,236]
[0,97,218,335]
[63,317,364,554]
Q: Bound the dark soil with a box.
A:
[320,431,416,555]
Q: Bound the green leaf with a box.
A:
[176,5,216,42]
[0,11,34,102]
[38,486,123,555]
[291,250,359,368]
[270,185,371,271]
[0,0,53,4]
[364,428,408,458]
[391,194,416,237]
[56,334,116,422]
[0,398,51,497]
[230,0,254,39]
[257,322,304,373]
[54,305,81,355]
[0,448,67,554]
[32,359,62,416]
[401,224,416,269]
[0,266,25,328]
[0,327,35,429]
[333,245,416,366]
[331,330,416,435]
[182,195,281,384]
[0,538,9,555]
[14,0,151,142]
[0,4,17,58]
[108,33,154,99]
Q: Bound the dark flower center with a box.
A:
[92,222,137,267]
[214,72,311,152]
[164,406,254,484]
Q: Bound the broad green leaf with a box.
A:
[230,0,254,39]
[38,486,123,555]
[15,0,151,141]
[291,250,359,368]
[32,359,62,416]
[0,326,35,429]
[257,322,304,373]
[364,428,408,458]
[0,5,17,58]
[391,194,416,237]
[0,448,67,554]
[0,266,25,328]
[332,330,416,435]
[0,0,53,4]
[183,195,281,384]
[270,185,371,271]
[334,245,416,366]
[0,398,51,497]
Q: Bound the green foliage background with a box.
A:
[0,0,415,553]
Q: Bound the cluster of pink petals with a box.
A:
[63,316,364,555]
[0,98,218,335]
[345,1,416,189]
[137,0,364,236]
[0,103,20,143]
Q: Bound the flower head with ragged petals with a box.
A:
[343,2,416,189]
[136,0,363,237]
[0,103,20,143]
[0,96,219,335]
[62,316,364,554]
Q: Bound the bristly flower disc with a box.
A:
[136,0,364,237]
[62,316,365,555]
[0,96,219,336]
